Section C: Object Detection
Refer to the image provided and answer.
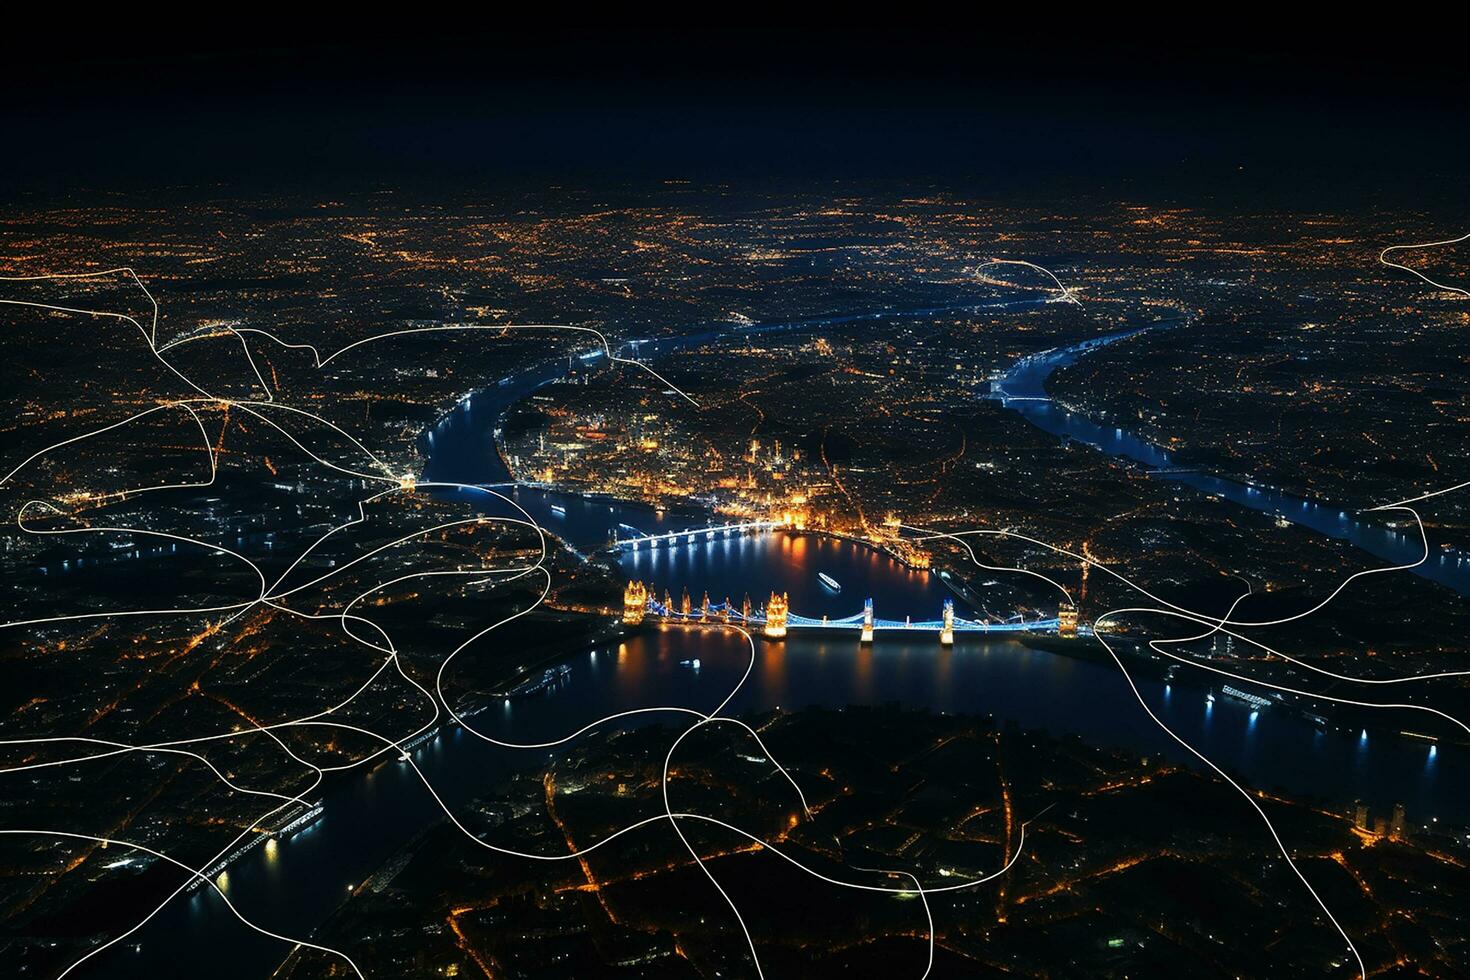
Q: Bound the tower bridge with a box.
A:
[625,582,1059,641]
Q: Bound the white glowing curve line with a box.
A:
[306,658,1016,980]
[11,644,430,796]
[848,864,934,980]
[0,394,396,503]
[434,603,988,980]
[0,286,660,661]
[0,829,363,980]
[0,407,462,635]
[0,255,1337,980]
[906,508,1440,636]
[2,484,549,757]
[2,503,266,631]
[321,588,915,978]
[0,506,443,763]
[0,272,213,401]
[4,691,358,978]
[0,275,691,973]
[14,535,533,785]
[243,700,1021,980]
[232,322,702,407]
[6,415,574,648]
[1379,232,1470,298]
[232,680,1022,905]
[1370,477,1470,512]
[1124,610,1470,732]
[0,591,430,774]
[1090,625,1367,979]
[0,400,216,495]
[0,324,553,972]
[0,394,769,970]
[0,398,409,636]
[12,571,385,979]
[908,522,1376,973]
[913,527,1076,607]
[0,255,1389,979]
[5,258,1111,979]
[0,400,410,631]
[1084,568,1470,731]
[213,255,1442,975]
[903,513,1470,688]
[319,714,1028,898]
[975,258,1082,305]
[903,506,1470,979]
[0,268,160,343]
[659,709,793,980]
[0,262,1195,977]
[0,532,513,976]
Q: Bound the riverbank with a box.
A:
[1023,633,1470,750]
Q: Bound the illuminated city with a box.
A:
[1,24,1468,980]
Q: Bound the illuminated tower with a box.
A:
[1390,802,1406,840]
[1058,601,1078,637]
[700,591,711,622]
[722,596,732,623]
[860,598,874,644]
[939,599,954,646]
[622,581,648,626]
[764,591,788,639]
[742,594,752,623]
[680,588,691,618]
[663,589,673,614]
[1353,799,1369,831]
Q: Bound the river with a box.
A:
[107,307,1464,979]
[993,328,1470,595]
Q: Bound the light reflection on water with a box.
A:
[133,617,1461,980]
[119,313,1469,979]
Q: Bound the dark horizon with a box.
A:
[5,24,1467,207]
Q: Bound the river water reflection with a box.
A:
[132,610,1457,980]
[113,313,1465,979]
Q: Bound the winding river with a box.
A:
[993,329,1470,595]
[110,305,1464,980]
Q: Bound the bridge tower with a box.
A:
[700,591,711,622]
[741,594,752,624]
[622,581,648,626]
[764,592,788,639]
[860,598,874,644]
[680,588,692,618]
[1058,601,1078,637]
[939,599,954,646]
[722,596,732,623]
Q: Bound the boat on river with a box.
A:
[818,572,841,592]
[496,664,573,699]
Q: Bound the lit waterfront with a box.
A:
[996,327,1470,595]
[111,608,1460,978]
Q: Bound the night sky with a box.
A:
[6,24,1466,206]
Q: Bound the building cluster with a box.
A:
[1352,799,1411,841]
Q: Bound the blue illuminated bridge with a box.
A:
[647,598,1059,634]
[617,521,1061,634]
